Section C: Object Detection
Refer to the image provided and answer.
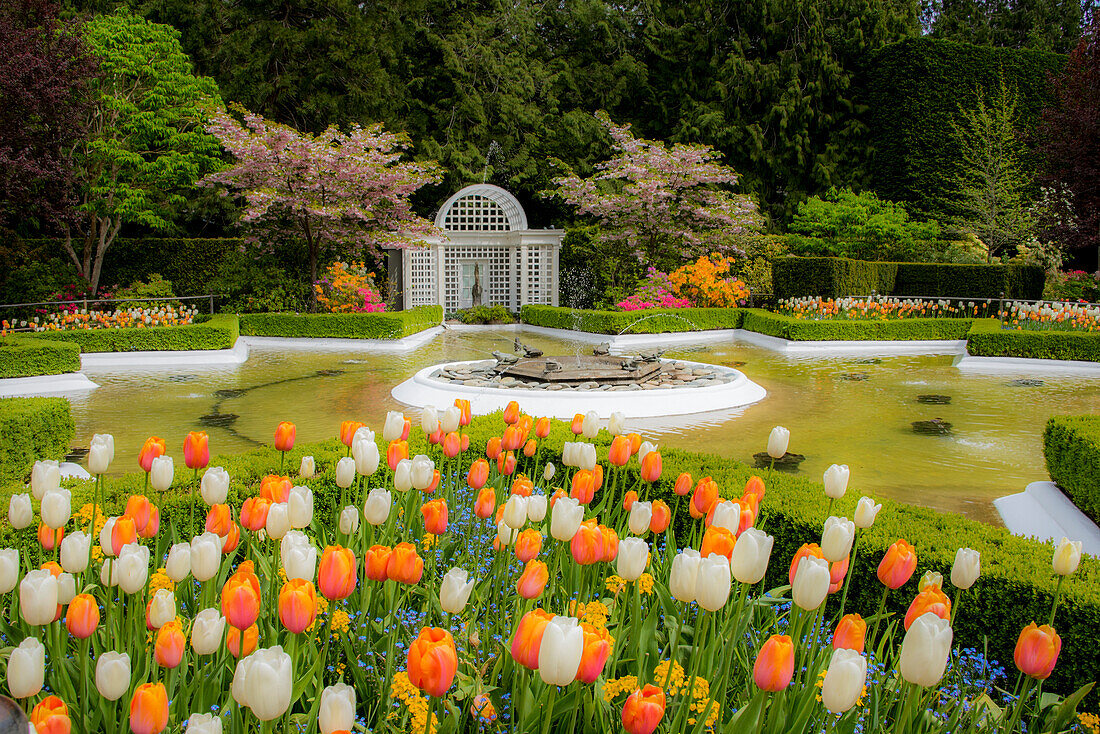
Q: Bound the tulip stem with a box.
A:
[424,695,435,734]
[540,686,558,734]
[837,530,859,618]
[1047,575,1065,627]
[869,586,889,649]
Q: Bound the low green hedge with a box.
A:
[14,314,240,353]
[773,257,1045,300]
[740,309,973,341]
[1044,416,1100,524]
[0,337,81,378]
[0,397,74,481]
[965,319,1100,362]
[238,306,443,339]
[520,305,745,334]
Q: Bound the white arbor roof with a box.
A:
[434,184,529,232]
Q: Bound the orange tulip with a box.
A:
[30,696,70,734]
[279,579,317,634]
[640,451,662,483]
[387,440,409,471]
[788,543,825,585]
[183,431,209,470]
[690,477,718,519]
[650,500,671,533]
[137,437,166,473]
[240,497,272,531]
[601,525,619,562]
[623,490,638,511]
[227,623,258,657]
[511,608,553,670]
[511,476,534,497]
[523,439,537,458]
[260,474,292,503]
[570,413,584,435]
[904,587,951,630]
[514,528,542,563]
[701,526,736,561]
[429,427,444,446]
[829,555,849,594]
[461,434,470,452]
[421,499,448,535]
[443,432,462,458]
[155,620,185,668]
[486,436,502,460]
[467,459,490,491]
[1015,623,1061,680]
[502,401,521,425]
[877,539,918,590]
[425,469,441,494]
[609,436,631,467]
[65,593,99,639]
[833,614,867,653]
[516,560,549,599]
[340,420,364,447]
[500,425,521,452]
[129,682,169,734]
[622,685,666,734]
[111,515,137,556]
[474,487,496,519]
[363,545,392,582]
[744,475,766,502]
[408,627,458,697]
[517,414,533,437]
[549,488,566,508]
[274,421,296,452]
[593,464,604,491]
[222,521,241,553]
[318,546,357,600]
[401,418,411,441]
[138,506,160,539]
[626,433,642,454]
[222,562,261,630]
[471,693,497,722]
[753,634,795,692]
[575,622,613,683]
[206,504,232,536]
[535,416,550,438]
[455,398,472,426]
[386,542,423,585]
[571,470,596,505]
[498,451,517,476]
[571,521,604,565]
[674,472,693,496]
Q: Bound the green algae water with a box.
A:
[69,328,1100,524]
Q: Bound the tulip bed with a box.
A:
[0,410,1096,734]
[9,314,240,354]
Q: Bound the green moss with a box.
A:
[0,338,81,378]
[238,307,442,339]
[1044,416,1100,523]
[0,398,74,481]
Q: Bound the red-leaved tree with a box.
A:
[201,108,444,287]
[1037,20,1100,268]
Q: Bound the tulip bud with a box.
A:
[730,527,773,585]
[670,549,701,603]
[20,569,58,625]
[898,612,953,687]
[550,496,584,542]
[543,463,555,481]
[335,457,355,489]
[608,411,627,436]
[1052,537,1082,576]
[854,496,881,529]
[60,531,91,573]
[8,493,32,529]
[88,434,114,475]
[191,532,222,582]
[877,539,917,590]
[792,555,830,611]
[31,460,61,499]
[617,537,648,581]
[696,555,732,611]
[440,567,475,614]
[538,615,584,685]
[411,455,435,490]
[754,635,794,692]
[393,458,412,492]
[242,646,293,720]
[200,467,230,506]
[496,520,519,547]
[96,651,131,701]
[383,411,406,442]
[766,426,789,459]
[298,456,315,479]
[580,411,599,439]
[578,443,597,471]
[950,548,980,590]
[833,613,867,653]
[710,501,741,535]
[186,713,223,734]
[527,495,547,523]
[281,532,317,583]
[149,455,173,492]
[191,608,226,655]
[823,464,850,500]
[363,487,391,526]
[320,682,356,734]
[266,502,290,540]
[41,488,71,529]
[821,516,855,563]
[147,588,176,629]
[420,405,439,434]
[7,637,44,698]
[440,406,461,434]
[503,495,528,529]
[919,570,943,592]
[117,543,150,594]
[0,548,16,594]
[822,648,867,713]
[353,436,380,476]
[339,506,360,535]
[1014,622,1061,680]
[620,501,649,536]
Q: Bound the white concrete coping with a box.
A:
[81,339,250,369]
[390,358,766,420]
[955,354,1100,374]
[519,324,738,349]
[994,481,1100,557]
[240,326,444,353]
[0,372,99,398]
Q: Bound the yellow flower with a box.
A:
[638,573,654,595]
[601,675,638,702]
[1078,712,1100,734]
[422,533,436,550]
[148,568,174,595]
[605,575,626,594]
[331,610,351,637]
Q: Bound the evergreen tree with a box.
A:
[921,0,1085,53]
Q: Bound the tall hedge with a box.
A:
[0,398,74,481]
[867,38,1066,218]
[1044,416,1100,524]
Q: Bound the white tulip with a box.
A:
[339,506,360,535]
[166,543,191,582]
[20,569,58,625]
[823,464,850,500]
[538,616,584,685]
[822,648,867,713]
[608,412,627,436]
[57,572,76,604]
[60,531,90,573]
[527,495,547,523]
[95,651,131,701]
[116,543,150,594]
[41,488,71,529]
[88,433,114,474]
[100,557,118,587]
[670,549,701,603]
[30,460,61,499]
[1053,537,1082,576]
[898,612,953,687]
[0,548,17,594]
[628,501,653,535]
[792,555,830,611]
[150,455,173,492]
[617,538,648,581]
[281,534,317,583]
[730,528,773,585]
[951,548,981,590]
[767,426,789,459]
[393,459,413,492]
[581,411,600,439]
[200,467,230,505]
[352,426,375,447]
[410,455,435,490]
[363,487,391,526]
[8,493,32,529]
[99,516,116,557]
[147,589,176,629]
[191,532,222,582]
[288,485,314,529]
[503,495,528,529]
[298,456,316,480]
[186,713,223,734]
[191,608,226,655]
[854,496,882,529]
[543,463,555,481]
[335,457,356,489]
[561,442,577,468]
[695,555,732,612]
[266,502,290,540]
[242,646,293,720]
[439,568,475,614]
[577,443,597,471]
[440,406,461,434]
[550,496,583,541]
[420,406,439,434]
[821,516,855,563]
[496,520,519,547]
[353,437,380,476]
[711,501,741,535]
[637,441,657,466]
[7,637,44,698]
[383,411,406,442]
[319,682,356,734]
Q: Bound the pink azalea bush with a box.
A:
[617,267,694,310]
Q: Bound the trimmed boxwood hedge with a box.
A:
[520,305,745,334]
[773,257,1044,300]
[238,306,443,340]
[0,397,73,481]
[0,337,81,378]
[1044,416,1100,524]
[740,309,973,341]
[966,319,1100,362]
[14,314,240,353]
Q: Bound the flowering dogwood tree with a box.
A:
[202,108,443,286]
[546,111,761,265]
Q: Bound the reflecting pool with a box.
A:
[69,327,1100,524]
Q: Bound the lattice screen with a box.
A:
[442,195,512,232]
[407,248,436,307]
[440,245,514,311]
[525,246,554,305]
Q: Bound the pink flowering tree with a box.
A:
[545,111,762,266]
[201,107,444,288]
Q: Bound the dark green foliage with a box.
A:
[772,257,1044,299]
[922,0,1085,54]
[455,305,515,325]
[0,337,81,377]
[741,309,973,340]
[0,397,74,481]
[15,313,239,353]
[101,237,244,296]
[966,318,1100,361]
[868,38,1066,218]
[1044,415,1100,522]
[520,306,745,334]
[238,307,442,340]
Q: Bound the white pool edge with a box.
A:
[240,326,444,353]
[995,481,1100,556]
[80,339,251,369]
[955,354,1100,374]
[0,372,100,397]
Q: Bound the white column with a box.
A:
[433,241,445,309]
[551,241,561,306]
[519,244,528,308]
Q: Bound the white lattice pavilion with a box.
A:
[397,184,563,312]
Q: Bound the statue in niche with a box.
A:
[471,263,483,307]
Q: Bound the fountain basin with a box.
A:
[391,358,766,419]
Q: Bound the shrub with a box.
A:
[1044,416,1100,523]
[14,314,239,353]
[616,268,693,310]
[966,318,1100,361]
[314,261,386,313]
[521,305,744,333]
[112,273,178,309]
[740,309,972,341]
[667,254,750,307]
[0,338,81,378]
[0,398,74,481]
[772,257,897,298]
[456,305,515,324]
[238,306,442,339]
[1045,270,1100,303]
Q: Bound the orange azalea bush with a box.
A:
[314,260,386,313]
[667,254,750,308]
